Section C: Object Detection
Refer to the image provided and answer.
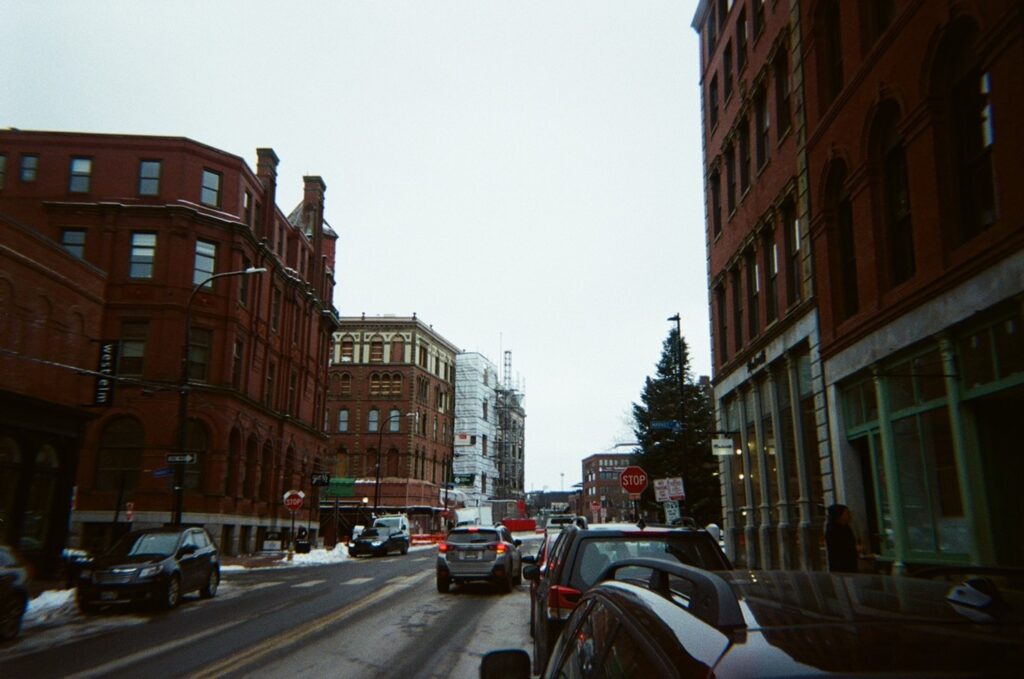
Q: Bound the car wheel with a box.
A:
[200,567,220,598]
[499,571,513,594]
[0,594,26,640]
[161,574,181,610]
[436,574,450,593]
[401,542,409,555]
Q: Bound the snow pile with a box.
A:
[24,588,78,629]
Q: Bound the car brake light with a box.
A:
[438,542,450,553]
[546,585,581,620]
[495,543,507,555]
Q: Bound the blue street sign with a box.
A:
[651,420,683,433]
[152,467,173,479]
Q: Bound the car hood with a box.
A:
[710,571,1024,676]
[90,554,172,569]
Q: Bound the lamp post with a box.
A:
[667,313,687,463]
[173,266,266,526]
[372,411,414,517]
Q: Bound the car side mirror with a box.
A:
[522,555,537,565]
[480,650,530,679]
[514,539,522,547]
[523,564,540,581]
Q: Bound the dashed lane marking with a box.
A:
[292,579,326,588]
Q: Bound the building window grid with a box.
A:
[118,321,148,377]
[129,232,157,279]
[724,41,734,101]
[139,160,161,196]
[193,240,217,287]
[68,157,92,193]
[20,155,38,182]
[737,8,748,72]
[201,169,222,207]
[61,229,86,258]
[755,89,770,169]
[774,53,792,139]
[739,117,751,193]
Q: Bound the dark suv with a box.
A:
[523,521,730,674]
[77,527,219,612]
[487,560,1024,678]
[436,525,523,593]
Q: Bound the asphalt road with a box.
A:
[0,540,539,679]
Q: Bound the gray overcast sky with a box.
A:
[2,0,708,493]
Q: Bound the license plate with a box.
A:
[100,590,118,601]
[463,551,480,560]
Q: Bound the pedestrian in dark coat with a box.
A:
[825,503,859,573]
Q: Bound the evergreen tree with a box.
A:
[631,327,721,527]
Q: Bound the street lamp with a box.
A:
[667,313,687,464]
[372,411,414,517]
[173,266,266,526]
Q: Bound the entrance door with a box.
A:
[973,385,1024,567]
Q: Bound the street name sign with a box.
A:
[166,453,197,464]
[712,437,735,456]
[651,420,683,433]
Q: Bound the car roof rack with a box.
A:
[597,558,746,633]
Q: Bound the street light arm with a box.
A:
[173,266,267,526]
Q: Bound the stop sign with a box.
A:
[619,466,648,495]
[283,489,305,512]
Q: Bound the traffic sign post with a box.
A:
[283,490,305,561]
[619,465,648,522]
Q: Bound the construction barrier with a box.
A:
[502,518,537,532]
[412,533,444,545]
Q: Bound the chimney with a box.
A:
[255,148,278,241]
[303,175,326,295]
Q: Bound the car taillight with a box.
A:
[546,585,581,620]
[492,543,507,555]
[438,542,450,553]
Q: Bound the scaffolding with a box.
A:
[494,350,526,499]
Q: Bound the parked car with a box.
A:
[348,526,409,557]
[76,527,220,612]
[0,546,29,640]
[523,521,731,674]
[486,560,1024,678]
[372,513,411,550]
[521,529,565,637]
[436,524,523,593]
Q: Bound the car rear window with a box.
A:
[446,530,499,544]
[572,535,727,588]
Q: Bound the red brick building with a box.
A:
[696,1,1023,572]
[581,452,632,524]
[0,130,339,567]
[324,315,458,539]
[693,0,828,570]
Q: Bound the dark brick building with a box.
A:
[695,1,1023,572]
[324,315,458,539]
[581,452,633,523]
[0,130,339,567]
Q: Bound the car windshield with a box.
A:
[360,529,382,538]
[447,530,499,544]
[107,533,180,559]
[573,535,727,587]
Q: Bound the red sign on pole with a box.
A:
[283,490,305,512]
[619,466,648,495]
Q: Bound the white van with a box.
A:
[372,514,411,554]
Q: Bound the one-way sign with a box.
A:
[166,453,197,464]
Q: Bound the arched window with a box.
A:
[96,417,143,491]
[368,408,379,432]
[369,337,384,362]
[226,428,242,497]
[391,373,403,396]
[380,373,392,395]
[389,408,402,432]
[338,409,349,433]
[369,373,381,395]
[245,435,259,498]
[390,337,404,362]
[339,373,352,396]
[826,162,859,318]
[260,442,274,500]
[871,101,915,286]
[934,20,996,243]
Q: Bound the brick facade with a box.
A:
[0,130,339,566]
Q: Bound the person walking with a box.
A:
[825,504,859,573]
